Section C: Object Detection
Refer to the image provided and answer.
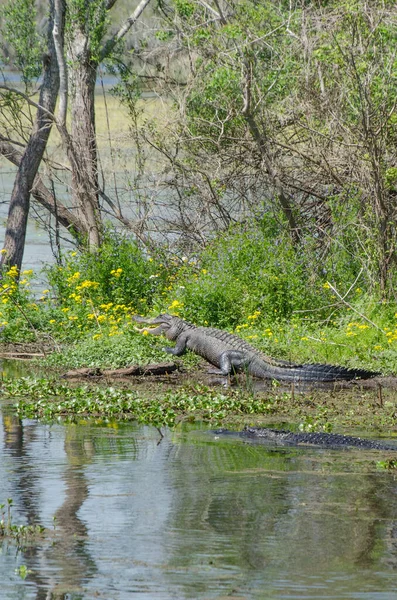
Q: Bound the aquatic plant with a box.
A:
[0,498,45,546]
[6,377,282,427]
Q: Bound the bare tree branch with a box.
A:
[100,0,153,61]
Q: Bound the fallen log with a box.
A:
[62,363,179,379]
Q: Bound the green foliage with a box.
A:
[181,0,297,144]
[0,234,174,344]
[42,329,168,369]
[9,377,282,427]
[46,232,169,313]
[1,0,43,83]
[164,217,345,329]
[0,265,45,342]
[174,0,195,19]
[377,459,397,471]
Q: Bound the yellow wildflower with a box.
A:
[110,268,123,278]
[168,300,184,310]
[100,303,113,310]
[6,265,18,278]
[76,280,99,290]
[247,310,261,320]
[69,293,82,302]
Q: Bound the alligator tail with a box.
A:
[265,363,379,382]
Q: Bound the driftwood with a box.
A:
[62,362,179,379]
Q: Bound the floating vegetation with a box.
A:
[4,377,282,427]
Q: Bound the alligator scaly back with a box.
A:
[215,427,397,451]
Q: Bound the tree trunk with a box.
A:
[67,30,102,249]
[0,136,86,241]
[1,0,62,273]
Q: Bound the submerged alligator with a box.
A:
[134,313,379,382]
[214,427,397,451]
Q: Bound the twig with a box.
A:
[325,279,384,334]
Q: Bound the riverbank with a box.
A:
[2,346,397,436]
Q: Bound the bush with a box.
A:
[45,232,170,312]
[164,218,345,329]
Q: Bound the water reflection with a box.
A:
[1,411,397,599]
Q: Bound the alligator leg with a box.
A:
[217,350,249,376]
[205,350,250,386]
[162,332,189,356]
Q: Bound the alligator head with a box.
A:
[133,313,185,340]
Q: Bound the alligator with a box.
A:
[133,313,379,382]
[214,427,397,451]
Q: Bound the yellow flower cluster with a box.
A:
[384,328,397,344]
[168,299,184,312]
[110,268,123,278]
[346,321,369,337]
[69,292,82,302]
[76,280,100,291]
[100,302,114,311]
[247,310,261,320]
[6,265,18,278]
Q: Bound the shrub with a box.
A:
[45,232,169,312]
[164,218,342,329]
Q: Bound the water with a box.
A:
[2,375,397,600]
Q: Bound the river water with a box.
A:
[1,368,397,599]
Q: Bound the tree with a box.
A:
[0,0,63,273]
[137,0,397,291]
[0,0,153,273]
[63,0,153,248]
